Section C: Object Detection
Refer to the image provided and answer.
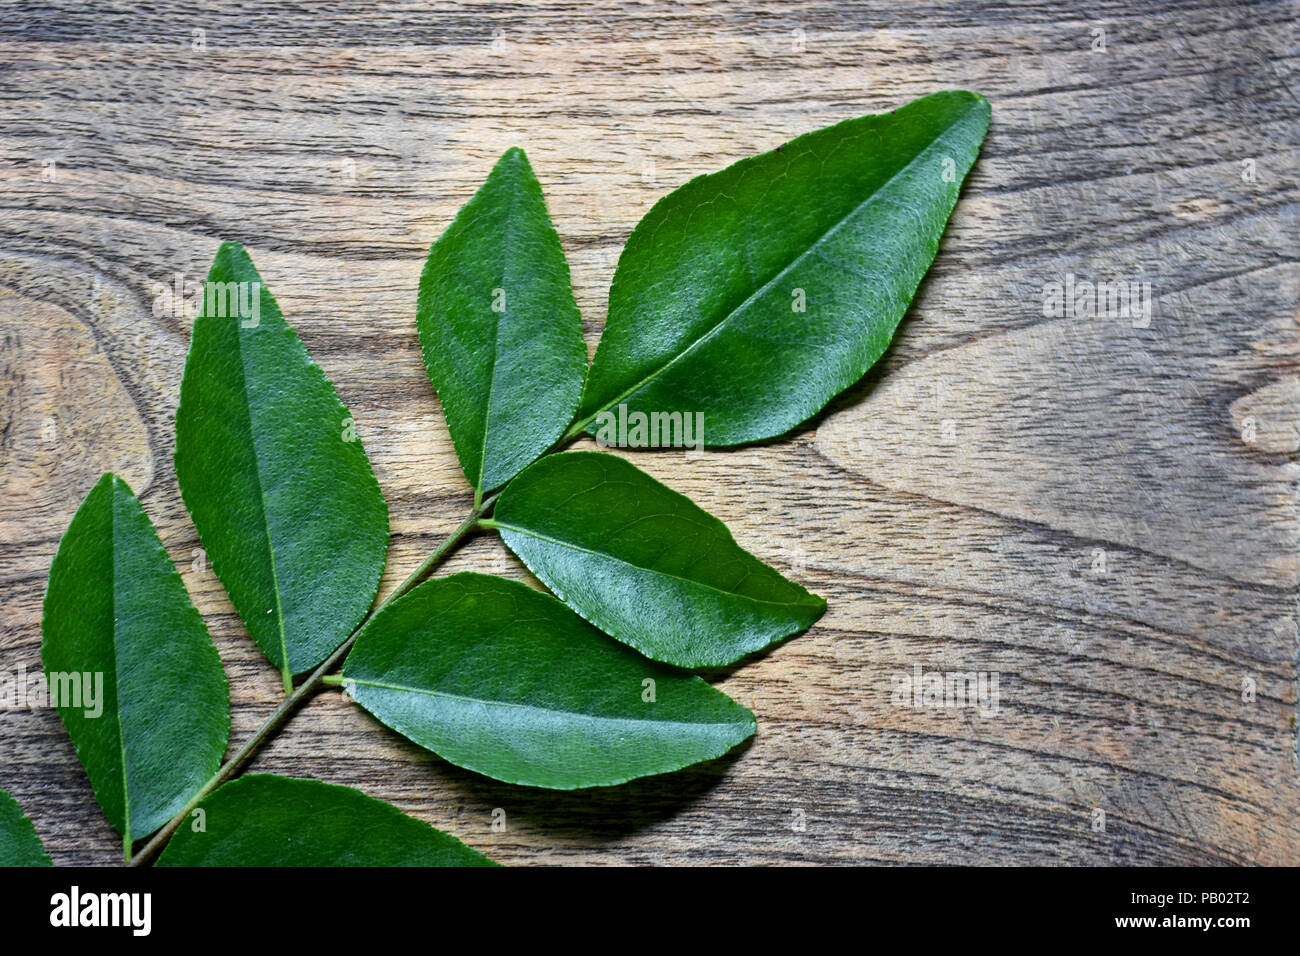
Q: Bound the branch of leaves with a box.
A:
[29,90,990,866]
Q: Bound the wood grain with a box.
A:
[1,0,1297,865]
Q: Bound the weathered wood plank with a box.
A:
[0,0,1296,865]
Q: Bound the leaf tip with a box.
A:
[212,240,256,277]
[493,146,535,180]
[93,471,120,493]
[951,88,992,123]
[737,706,758,739]
[84,472,136,511]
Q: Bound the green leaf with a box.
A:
[0,788,51,866]
[576,90,990,444]
[491,452,825,667]
[41,474,230,852]
[155,774,496,866]
[343,573,756,789]
[175,242,389,685]
[418,147,587,496]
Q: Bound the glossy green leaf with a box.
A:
[491,452,825,667]
[175,242,389,685]
[576,90,990,444]
[0,788,51,866]
[41,474,229,851]
[343,573,756,789]
[418,147,587,495]
[156,774,496,866]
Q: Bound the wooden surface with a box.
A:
[1,0,1298,865]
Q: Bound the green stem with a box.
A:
[561,416,594,443]
[127,500,491,867]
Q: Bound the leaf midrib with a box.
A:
[582,105,975,425]
[108,483,132,849]
[495,520,822,611]
[227,305,291,679]
[346,675,746,733]
[475,175,522,492]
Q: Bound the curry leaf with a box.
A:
[576,90,990,444]
[175,242,389,686]
[418,148,587,496]
[155,774,496,866]
[0,787,51,866]
[490,451,825,667]
[41,474,230,853]
[342,573,756,789]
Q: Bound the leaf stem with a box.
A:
[127,499,492,867]
[561,416,594,443]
